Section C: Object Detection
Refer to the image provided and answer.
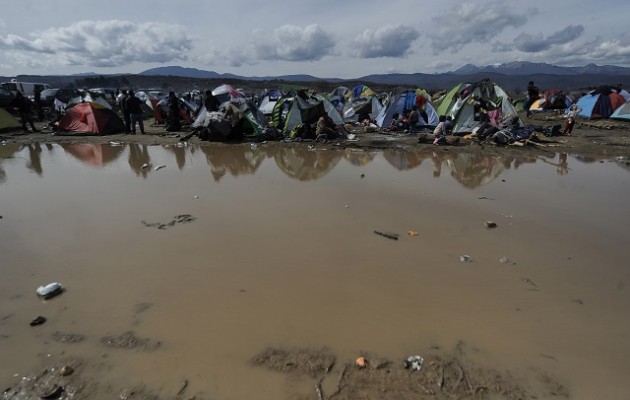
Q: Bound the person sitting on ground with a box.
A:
[562,105,582,135]
[432,115,447,145]
[315,114,337,142]
[11,92,39,132]
[408,106,420,133]
[388,113,404,132]
[444,115,454,133]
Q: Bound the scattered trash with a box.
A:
[193,195,199,199]
[154,165,166,171]
[250,143,258,150]
[374,230,399,240]
[347,134,357,140]
[141,214,197,230]
[29,316,46,326]
[499,257,516,265]
[484,221,497,228]
[141,163,150,170]
[403,355,424,371]
[344,205,349,208]
[360,173,365,178]
[478,196,495,200]
[36,283,63,300]
[355,357,368,369]
[109,141,124,147]
[407,230,418,237]
[59,366,74,377]
[572,298,584,305]
[459,255,472,263]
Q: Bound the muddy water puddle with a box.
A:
[1,143,629,399]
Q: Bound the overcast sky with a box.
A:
[1,0,629,79]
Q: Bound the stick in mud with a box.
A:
[374,230,399,240]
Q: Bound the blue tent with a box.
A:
[574,93,613,119]
[376,91,438,128]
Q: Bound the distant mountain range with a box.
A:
[139,62,630,91]
[4,62,629,92]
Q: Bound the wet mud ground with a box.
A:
[1,111,629,399]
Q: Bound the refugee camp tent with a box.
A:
[442,79,521,134]
[328,86,350,115]
[0,107,21,131]
[540,89,572,110]
[435,83,465,117]
[193,102,267,141]
[273,90,343,134]
[57,102,125,135]
[575,87,626,119]
[67,92,112,110]
[341,84,384,123]
[376,90,439,128]
[212,84,247,107]
[258,89,283,116]
[610,100,630,121]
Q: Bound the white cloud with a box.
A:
[430,1,529,53]
[0,20,194,68]
[252,24,336,62]
[349,25,420,58]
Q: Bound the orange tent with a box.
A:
[58,102,125,135]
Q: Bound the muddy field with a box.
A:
[1,111,629,400]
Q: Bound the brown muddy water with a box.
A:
[1,142,629,399]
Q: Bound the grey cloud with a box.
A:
[253,24,336,62]
[349,25,419,58]
[0,20,193,67]
[430,1,528,53]
[514,25,584,52]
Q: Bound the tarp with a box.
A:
[58,102,125,135]
[0,107,21,131]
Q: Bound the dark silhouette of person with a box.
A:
[11,92,38,132]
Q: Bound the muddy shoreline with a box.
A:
[2,113,630,159]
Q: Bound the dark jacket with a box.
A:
[126,96,144,115]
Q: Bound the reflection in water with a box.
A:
[62,143,124,167]
[200,145,266,181]
[0,143,22,183]
[382,149,426,171]
[2,142,629,187]
[163,144,187,170]
[343,148,376,166]
[274,147,341,181]
[128,144,152,178]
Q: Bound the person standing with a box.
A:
[166,91,181,132]
[203,90,220,112]
[524,81,540,118]
[561,105,582,135]
[11,92,39,132]
[126,90,145,134]
[119,90,131,133]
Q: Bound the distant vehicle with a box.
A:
[39,88,76,107]
[0,79,52,99]
[0,87,14,108]
[88,88,118,106]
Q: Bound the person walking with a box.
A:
[126,90,145,134]
[11,92,39,132]
[524,81,540,118]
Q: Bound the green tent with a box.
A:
[0,107,21,132]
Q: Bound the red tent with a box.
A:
[58,102,125,135]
